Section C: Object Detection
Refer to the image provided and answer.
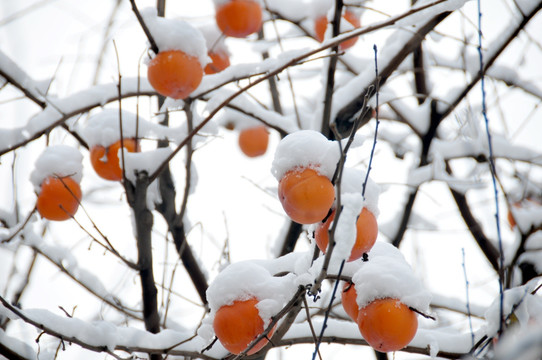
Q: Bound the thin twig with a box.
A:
[129,0,159,54]
[320,0,344,138]
[476,0,504,336]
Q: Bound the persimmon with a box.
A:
[90,138,140,181]
[315,207,377,261]
[213,298,274,355]
[37,176,82,221]
[205,49,231,74]
[314,10,360,50]
[238,126,269,157]
[147,50,203,99]
[357,298,418,353]
[341,282,359,321]
[215,0,262,38]
[278,167,335,224]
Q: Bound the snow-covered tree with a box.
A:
[1,0,542,359]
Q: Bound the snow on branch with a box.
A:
[280,318,476,359]
[0,78,155,156]
[0,294,216,360]
[0,50,47,108]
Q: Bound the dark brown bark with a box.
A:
[333,12,450,138]
[128,173,162,360]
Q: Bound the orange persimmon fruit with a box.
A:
[315,207,378,261]
[341,282,359,321]
[357,298,418,353]
[238,126,269,157]
[314,10,360,50]
[147,49,203,99]
[90,138,140,181]
[215,0,263,38]
[37,176,82,221]
[278,167,335,224]
[205,49,231,74]
[213,298,274,355]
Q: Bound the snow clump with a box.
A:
[271,130,340,180]
[30,145,83,193]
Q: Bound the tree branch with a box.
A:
[438,2,542,120]
[333,11,450,137]
[125,172,161,360]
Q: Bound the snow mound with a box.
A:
[206,261,297,326]
[352,241,431,311]
[340,167,380,217]
[30,145,83,193]
[141,8,208,66]
[271,130,340,180]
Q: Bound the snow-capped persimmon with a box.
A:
[213,298,274,355]
[315,207,378,261]
[278,167,335,224]
[341,282,359,321]
[238,126,269,157]
[215,0,262,38]
[90,138,140,181]
[147,50,203,99]
[357,298,418,353]
[205,49,231,74]
[314,10,360,50]
[37,176,82,221]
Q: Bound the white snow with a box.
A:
[266,0,313,21]
[407,153,485,194]
[81,109,174,148]
[0,77,155,153]
[484,282,542,338]
[395,0,469,28]
[198,22,229,54]
[204,89,297,133]
[141,8,208,66]
[515,0,539,15]
[282,318,479,355]
[206,260,297,327]
[510,204,542,234]
[29,145,83,193]
[0,329,36,359]
[123,148,172,208]
[212,0,263,8]
[330,192,364,263]
[351,241,432,311]
[0,49,47,104]
[0,301,203,355]
[339,167,380,216]
[271,130,341,180]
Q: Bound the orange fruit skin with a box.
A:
[204,50,231,74]
[278,168,335,224]
[357,298,418,353]
[341,282,359,321]
[216,0,263,38]
[314,10,360,50]
[37,176,82,221]
[213,298,274,355]
[90,139,139,181]
[238,126,269,157]
[147,50,203,99]
[315,207,378,261]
